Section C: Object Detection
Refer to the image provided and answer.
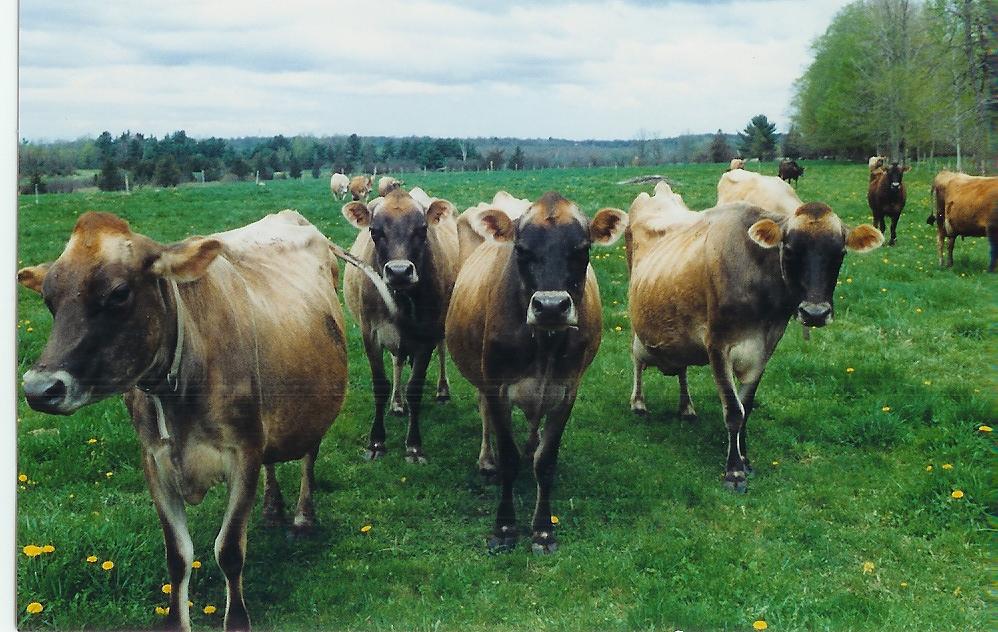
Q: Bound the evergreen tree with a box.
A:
[507,145,525,170]
[738,115,778,160]
[346,134,361,165]
[229,157,251,180]
[154,154,182,187]
[97,158,125,191]
[707,129,734,163]
[782,125,806,159]
[288,155,302,179]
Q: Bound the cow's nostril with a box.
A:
[43,379,67,401]
[557,297,571,313]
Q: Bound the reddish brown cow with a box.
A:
[446,192,627,553]
[18,210,348,631]
[927,170,998,271]
[868,162,910,246]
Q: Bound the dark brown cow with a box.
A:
[343,188,459,462]
[868,162,910,246]
[628,201,882,491]
[778,159,805,186]
[927,170,998,272]
[446,192,627,553]
[17,210,348,631]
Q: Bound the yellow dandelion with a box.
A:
[950,490,964,499]
[24,320,30,325]
[900,581,908,587]
[360,524,372,533]
[922,380,931,386]
[882,258,888,264]
[101,560,114,570]
[941,463,953,470]
[862,561,875,574]
[203,604,217,615]
[978,425,992,433]
[187,600,193,607]
[26,327,34,333]
[551,515,559,525]
[42,545,55,553]
[87,438,97,444]
[18,473,27,482]
[105,471,113,478]
[400,477,406,483]
[882,406,891,412]
[915,308,922,314]
[26,602,43,614]
[753,621,768,630]
[191,560,201,569]
[23,545,43,557]
[846,277,853,283]
[845,367,855,374]
[614,326,622,332]
[162,583,172,594]
[880,288,887,293]
[772,460,779,466]
[86,555,97,563]
[925,465,933,472]
[154,606,169,616]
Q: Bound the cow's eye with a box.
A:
[370,228,384,242]
[106,284,131,308]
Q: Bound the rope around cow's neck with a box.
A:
[149,279,185,442]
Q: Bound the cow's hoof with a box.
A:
[680,411,698,423]
[405,447,428,464]
[531,531,558,555]
[487,526,518,553]
[389,403,406,416]
[889,240,897,247]
[723,476,748,493]
[364,443,387,461]
[435,388,451,403]
[742,461,754,477]
[479,465,499,485]
[289,521,316,539]
[631,401,648,416]
[262,511,285,528]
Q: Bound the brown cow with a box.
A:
[343,188,459,462]
[17,210,348,631]
[628,201,882,491]
[446,192,627,553]
[927,170,998,271]
[455,190,532,265]
[377,176,404,197]
[778,159,805,186]
[868,162,910,246]
[349,175,373,201]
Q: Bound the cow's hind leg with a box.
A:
[677,367,697,421]
[530,395,573,555]
[435,342,451,402]
[630,336,648,414]
[484,393,519,551]
[987,224,997,273]
[709,347,748,492]
[477,392,498,481]
[142,451,194,632]
[946,235,956,268]
[215,456,261,632]
[404,347,433,463]
[291,445,320,535]
[363,336,389,460]
[261,464,285,527]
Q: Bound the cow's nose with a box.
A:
[527,291,577,328]
[383,260,417,287]
[798,302,832,326]
[23,370,69,414]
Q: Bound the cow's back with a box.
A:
[717,169,801,215]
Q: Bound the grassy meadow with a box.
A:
[15,162,995,630]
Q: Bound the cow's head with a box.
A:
[342,189,454,291]
[885,162,910,190]
[470,192,627,330]
[18,212,221,415]
[747,203,883,327]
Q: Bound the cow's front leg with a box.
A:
[215,454,261,632]
[389,353,406,416]
[292,445,320,536]
[709,347,747,492]
[404,347,433,463]
[988,225,997,273]
[888,214,899,246]
[530,395,573,555]
[435,342,451,402]
[677,367,697,421]
[477,392,497,481]
[261,464,285,527]
[363,336,389,460]
[142,451,194,632]
[484,392,519,551]
[945,235,956,268]
[630,347,647,415]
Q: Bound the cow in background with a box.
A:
[727,158,746,171]
[868,156,887,181]
[868,162,910,246]
[330,173,350,199]
[349,175,373,201]
[778,159,805,186]
[927,171,998,271]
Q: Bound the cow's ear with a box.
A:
[471,208,514,242]
[426,200,455,225]
[151,237,223,282]
[342,201,371,228]
[590,208,628,246]
[845,224,884,253]
[902,165,911,173]
[17,263,51,294]
[748,218,783,249]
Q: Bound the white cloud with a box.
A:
[18,0,853,140]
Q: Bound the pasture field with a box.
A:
[15,162,994,631]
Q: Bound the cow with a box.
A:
[927,171,998,271]
[623,182,700,416]
[868,162,910,246]
[342,188,459,462]
[17,210,348,631]
[456,190,532,265]
[868,155,887,180]
[778,159,805,186]
[727,158,746,171]
[330,172,350,199]
[377,176,404,197]
[628,200,883,491]
[717,167,803,215]
[446,192,627,553]
[349,175,373,201]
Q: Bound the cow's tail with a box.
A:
[327,241,398,318]
[927,181,942,225]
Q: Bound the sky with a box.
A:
[18,0,854,142]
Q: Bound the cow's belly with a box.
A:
[150,440,227,506]
[506,376,572,421]
[634,324,709,373]
[945,212,987,237]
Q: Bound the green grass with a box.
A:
[15,162,995,631]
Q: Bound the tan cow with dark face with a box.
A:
[343,188,459,462]
[446,192,627,553]
[349,175,373,201]
[628,201,882,491]
[17,210,348,631]
[927,170,998,271]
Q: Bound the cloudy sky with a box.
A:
[18,0,852,142]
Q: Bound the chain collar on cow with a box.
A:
[137,277,186,442]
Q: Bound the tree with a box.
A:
[288,155,302,179]
[507,146,525,170]
[97,158,125,191]
[707,129,734,163]
[229,157,251,180]
[484,149,504,171]
[782,125,807,159]
[346,134,361,166]
[738,115,778,160]
[154,154,182,187]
